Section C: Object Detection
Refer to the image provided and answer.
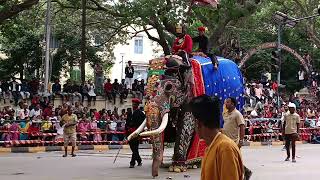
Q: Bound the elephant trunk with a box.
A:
[139,113,169,137]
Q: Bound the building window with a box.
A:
[134,37,143,54]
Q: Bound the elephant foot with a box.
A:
[169,165,187,173]
[168,166,174,172]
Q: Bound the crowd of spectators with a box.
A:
[103,78,145,104]
[0,98,142,146]
[0,76,146,108]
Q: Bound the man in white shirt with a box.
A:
[298,68,305,87]
[30,104,42,120]
[18,103,30,120]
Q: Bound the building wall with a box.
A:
[109,29,163,82]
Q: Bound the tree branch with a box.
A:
[0,0,39,24]
[143,26,160,43]
[52,0,125,17]
[129,27,154,38]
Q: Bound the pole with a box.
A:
[44,0,51,94]
[277,24,282,107]
[80,0,86,83]
[121,55,124,80]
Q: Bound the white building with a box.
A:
[109,29,163,82]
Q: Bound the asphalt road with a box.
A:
[1,144,320,180]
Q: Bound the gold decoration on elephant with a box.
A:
[145,101,160,129]
[146,58,166,97]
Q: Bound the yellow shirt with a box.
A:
[41,121,53,131]
[61,114,78,134]
[222,109,245,143]
[284,112,300,134]
[201,133,243,180]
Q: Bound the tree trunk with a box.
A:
[80,0,86,83]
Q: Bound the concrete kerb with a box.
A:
[0,144,144,153]
[0,142,308,153]
[243,141,307,147]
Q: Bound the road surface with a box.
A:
[1,144,320,180]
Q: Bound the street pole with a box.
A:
[121,55,124,80]
[277,24,282,107]
[44,0,51,93]
[80,0,86,84]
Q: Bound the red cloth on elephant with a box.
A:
[186,59,207,162]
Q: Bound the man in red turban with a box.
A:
[193,26,208,54]
[193,26,218,70]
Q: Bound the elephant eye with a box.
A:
[165,83,173,91]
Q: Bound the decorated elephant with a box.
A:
[128,55,244,177]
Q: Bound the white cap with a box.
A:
[288,102,296,109]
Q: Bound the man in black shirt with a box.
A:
[193,26,208,54]
[193,26,218,70]
[126,98,145,168]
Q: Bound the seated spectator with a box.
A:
[28,122,40,140]
[78,114,90,141]
[18,103,30,121]
[40,95,50,109]
[9,121,19,140]
[71,83,82,104]
[112,79,120,104]
[307,107,316,119]
[1,116,11,142]
[104,79,113,102]
[131,79,142,100]
[19,118,31,140]
[138,79,145,101]
[41,116,53,133]
[20,80,31,100]
[108,115,119,141]
[62,80,72,103]
[43,103,53,117]
[118,79,128,104]
[80,81,90,104]
[89,117,102,142]
[120,109,127,121]
[112,107,119,119]
[29,77,39,97]
[52,79,62,101]
[30,104,42,120]
[73,102,83,116]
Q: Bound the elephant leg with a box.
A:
[172,112,195,169]
[151,134,164,177]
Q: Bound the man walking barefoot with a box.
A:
[223,97,252,180]
[60,106,78,157]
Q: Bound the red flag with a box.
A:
[192,0,219,8]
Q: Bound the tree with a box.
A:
[0,14,42,79]
[0,0,39,24]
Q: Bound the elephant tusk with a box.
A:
[127,119,146,141]
[139,113,168,137]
